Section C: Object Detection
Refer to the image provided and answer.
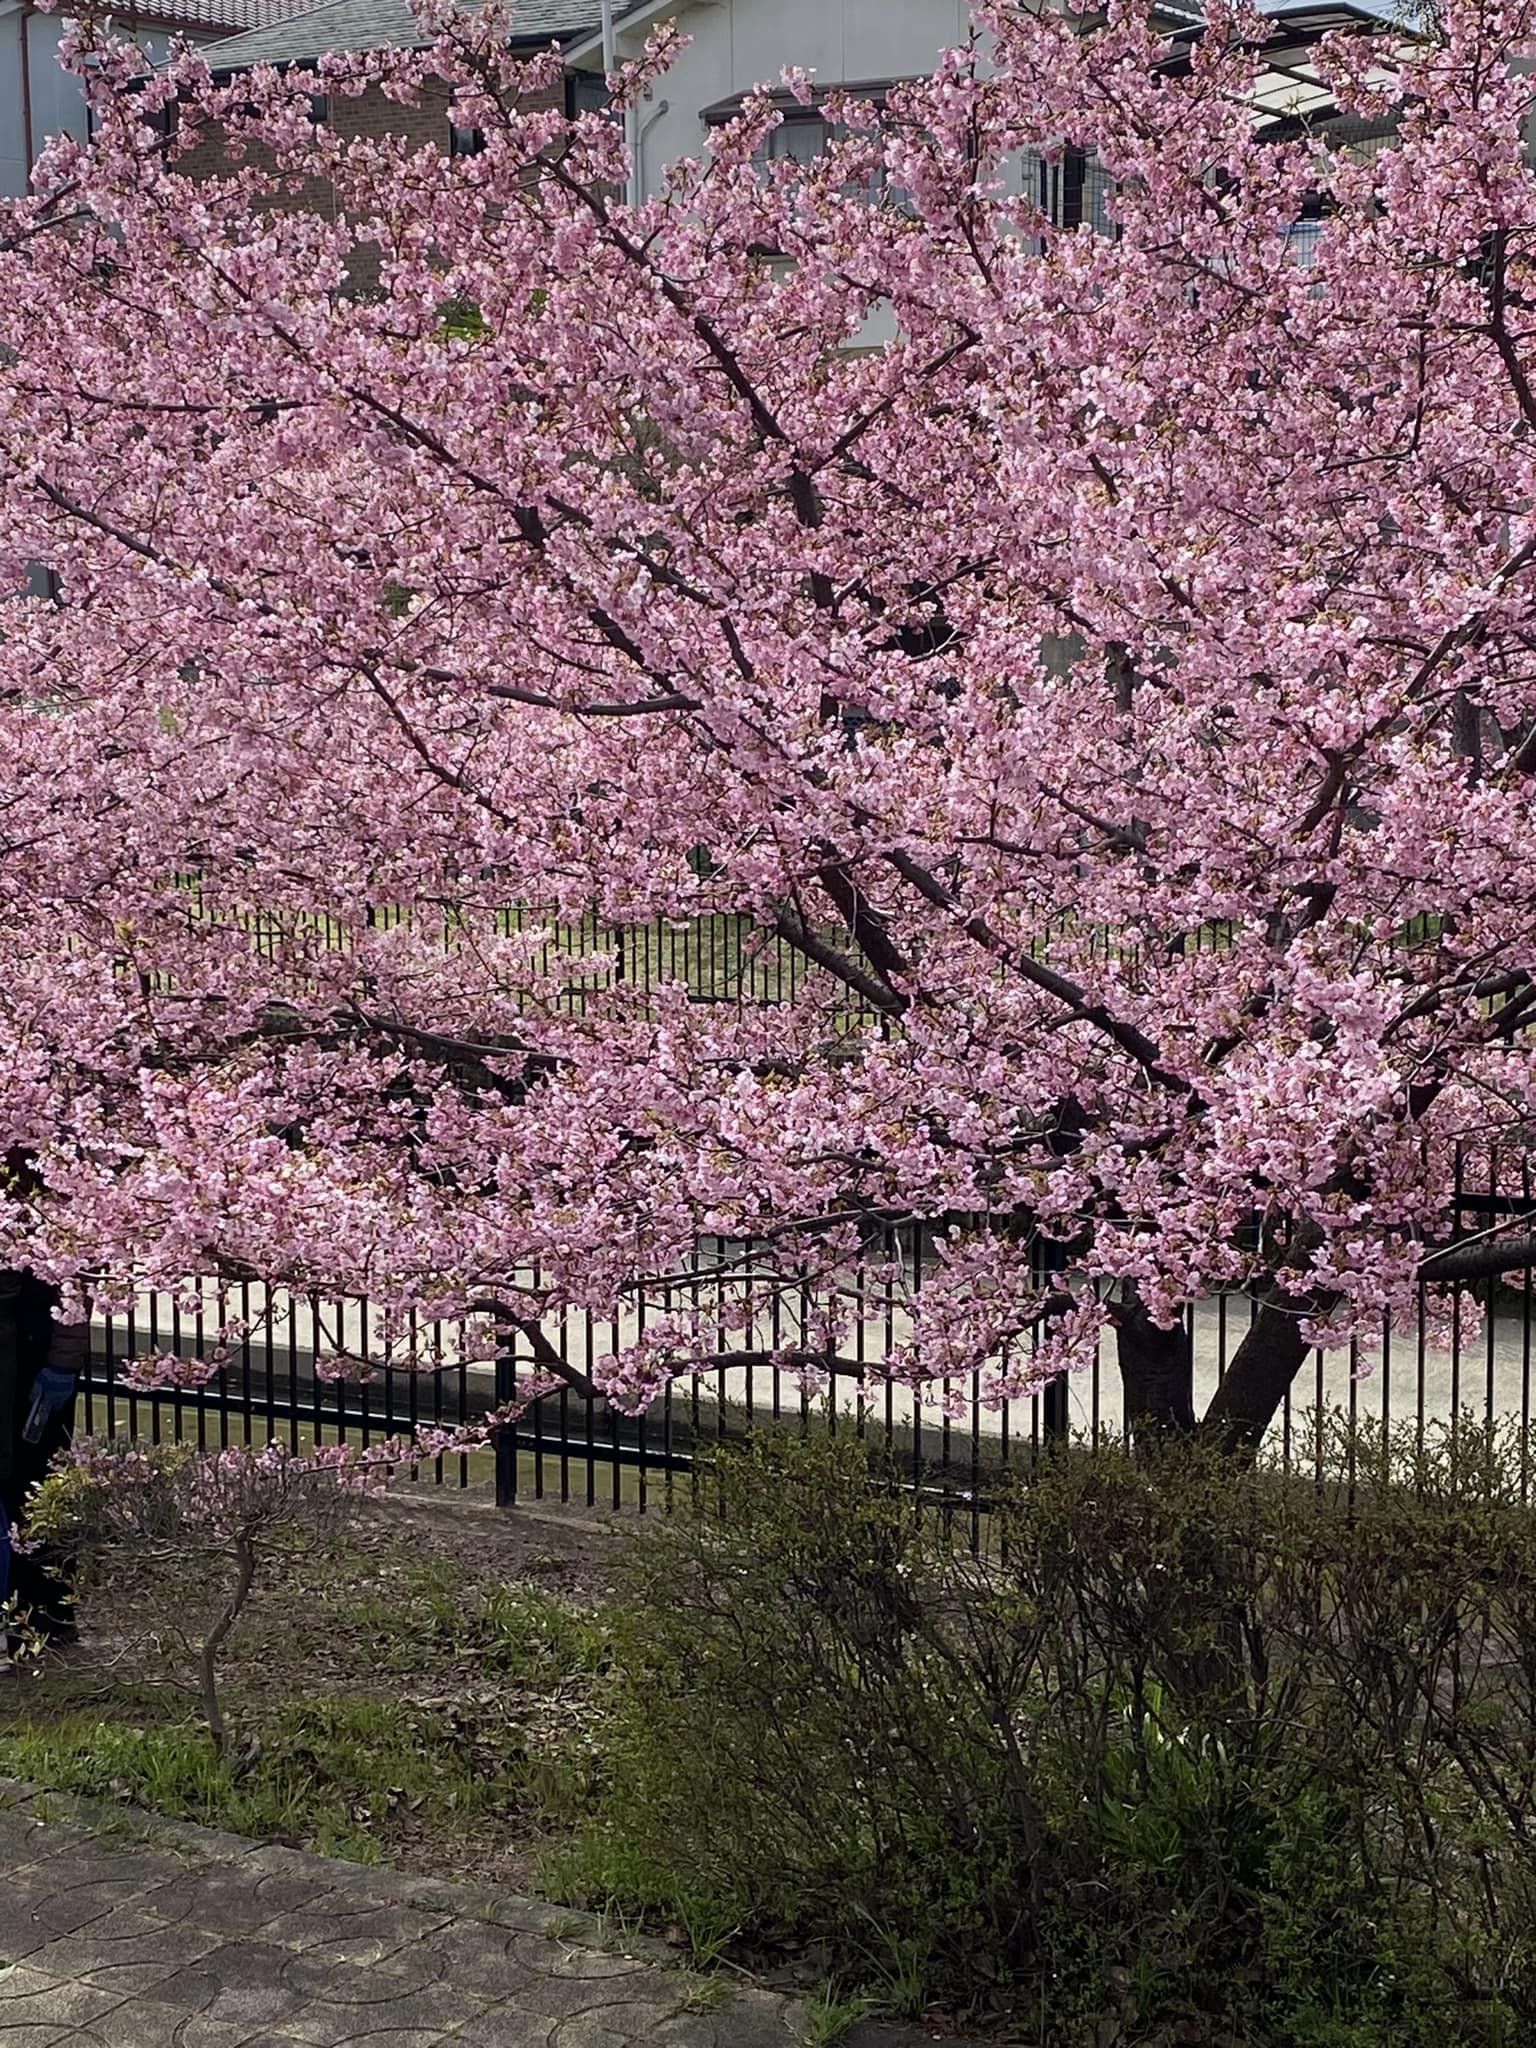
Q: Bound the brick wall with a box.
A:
[175,69,564,289]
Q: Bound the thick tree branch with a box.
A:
[1418,1225,1536,1284]
[885,849,1184,1086]
[772,909,909,1016]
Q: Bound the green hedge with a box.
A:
[549,1422,1536,2045]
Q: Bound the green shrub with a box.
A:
[550,1420,1536,2044]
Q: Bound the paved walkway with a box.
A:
[0,1779,800,2048]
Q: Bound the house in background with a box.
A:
[198,0,608,154]
[560,0,981,206]
[4,0,1421,233]
[0,0,321,194]
[193,0,970,215]
[581,1,1409,225]
[167,0,606,290]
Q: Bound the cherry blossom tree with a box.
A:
[2,0,1536,1450]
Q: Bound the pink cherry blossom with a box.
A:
[1,0,1536,1444]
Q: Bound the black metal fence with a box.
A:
[78,1147,1536,1531]
[201,900,871,1017]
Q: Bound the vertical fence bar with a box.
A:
[429,1317,445,1486]
[309,1293,325,1457]
[1487,1143,1499,1439]
[561,1294,573,1507]
[883,1229,894,1454]
[743,1237,758,1435]
[688,1247,703,1513]
[636,1281,649,1515]
[170,1292,184,1448]
[456,1318,469,1489]
[147,1291,161,1446]
[584,1305,598,1509]
[331,1296,347,1452]
[715,1240,728,1449]
[531,1266,545,1502]
[1451,1143,1465,1460]
[1525,1153,1533,1505]
[1275,1294,1290,1473]
[969,1360,982,1555]
[405,1307,420,1476]
[239,1281,253,1447]
[494,1320,518,1509]
[608,1303,622,1512]
[1347,1337,1358,1499]
[125,1295,139,1445]
[262,1287,277,1449]
[358,1297,373,1455]
[557,1301,571,1508]
[1425,1277,1441,1474]
[195,1283,208,1453]
[911,1227,924,1515]
[1041,1237,1070,1444]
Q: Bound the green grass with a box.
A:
[0,1695,524,1865]
[342,1559,609,1683]
[671,1972,738,2017]
[797,1986,878,2047]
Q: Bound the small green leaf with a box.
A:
[438,295,488,341]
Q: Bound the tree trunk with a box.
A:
[1115,1289,1195,1437]
[198,1533,257,1754]
[1198,1298,1314,1458]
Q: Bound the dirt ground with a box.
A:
[1,1488,630,1890]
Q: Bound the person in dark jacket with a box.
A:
[0,1268,86,1660]
[0,1153,86,1663]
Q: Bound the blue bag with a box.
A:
[21,1366,77,1447]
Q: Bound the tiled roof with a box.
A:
[203,0,607,66]
[83,0,329,39]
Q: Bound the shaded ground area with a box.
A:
[0,1774,797,2048]
[1,1492,622,1891]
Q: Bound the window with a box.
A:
[750,108,910,209]
[1022,148,1115,236]
[704,89,912,209]
[1281,191,1328,268]
[753,110,831,173]
[309,92,330,125]
[449,123,485,158]
[566,71,611,121]
[1282,218,1324,267]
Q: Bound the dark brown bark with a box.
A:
[199,1533,257,1754]
[1195,1224,1536,1459]
[1115,1288,1195,1437]
[1198,1298,1314,1458]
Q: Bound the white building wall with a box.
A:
[1,7,195,197]
[612,0,976,200]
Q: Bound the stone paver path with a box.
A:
[0,1779,799,2048]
